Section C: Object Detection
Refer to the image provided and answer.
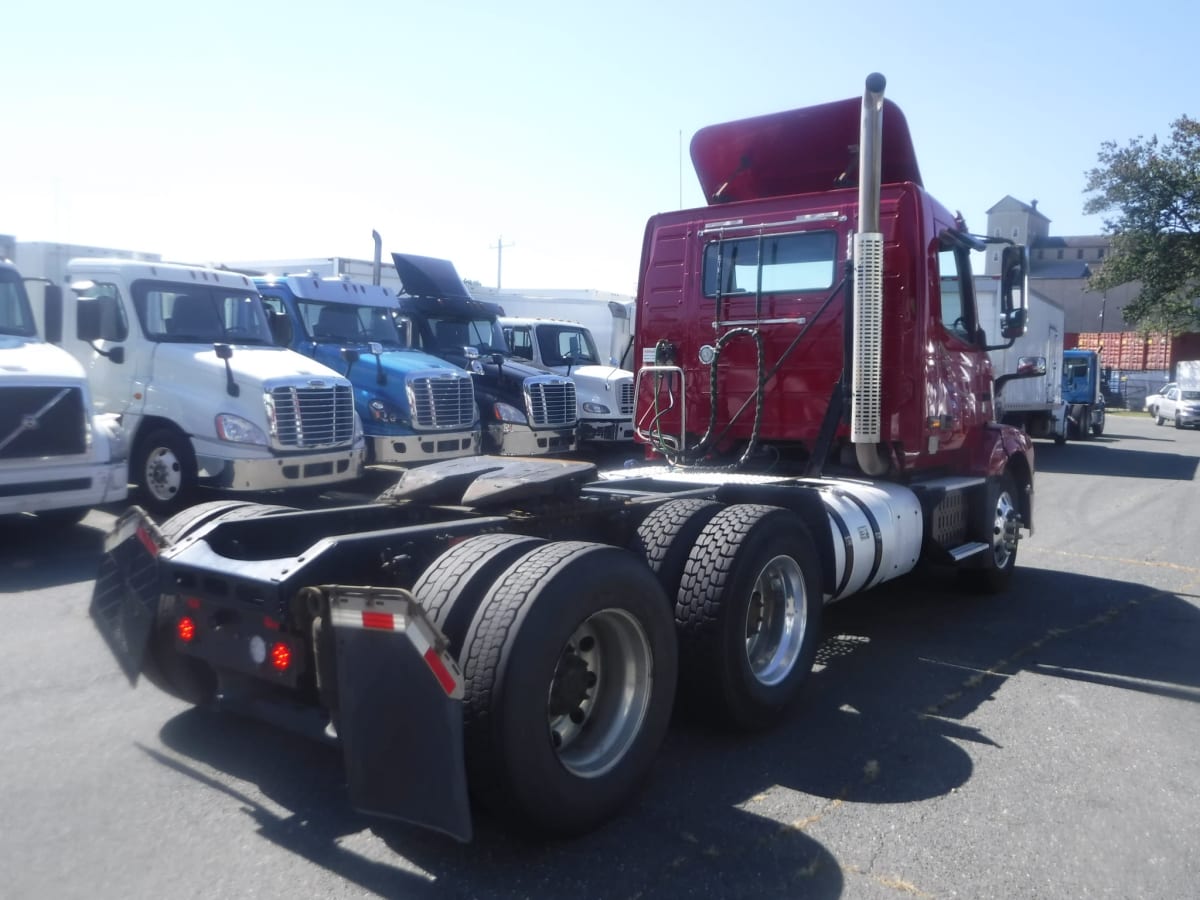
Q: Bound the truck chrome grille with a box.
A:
[408,371,476,430]
[619,379,634,416]
[0,386,87,459]
[525,377,577,428]
[268,384,355,449]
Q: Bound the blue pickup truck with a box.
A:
[256,274,480,465]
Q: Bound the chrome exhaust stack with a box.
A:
[851,73,889,476]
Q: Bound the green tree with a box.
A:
[1084,115,1200,333]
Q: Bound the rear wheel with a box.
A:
[675,504,823,731]
[1157,413,1166,426]
[458,541,677,836]
[631,498,724,603]
[412,533,546,655]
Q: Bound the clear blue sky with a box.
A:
[3,0,1194,295]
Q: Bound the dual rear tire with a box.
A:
[413,501,824,834]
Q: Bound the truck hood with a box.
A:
[305,343,467,383]
[155,344,350,390]
[551,363,629,384]
[690,96,921,204]
[391,253,474,301]
[479,355,561,392]
[0,335,87,383]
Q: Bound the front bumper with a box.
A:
[196,441,364,491]
[578,418,635,443]
[369,429,480,464]
[487,422,576,455]
[0,459,128,515]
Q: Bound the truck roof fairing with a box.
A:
[392,253,474,302]
[690,96,922,205]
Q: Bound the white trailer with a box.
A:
[976,275,1067,443]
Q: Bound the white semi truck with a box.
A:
[0,260,127,525]
[25,255,365,514]
[499,315,634,443]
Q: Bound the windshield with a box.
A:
[537,324,599,366]
[296,300,404,347]
[419,314,507,355]
[132,281,274,344]
[0,269,38,338]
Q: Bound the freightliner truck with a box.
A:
[26,257,365,515]
[0,260,127,525]
[391,253,578,456]
[91,75,1039,842]
[254,273,480,465]
[499,314,635,443]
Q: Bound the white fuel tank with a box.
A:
[808,479,924,601]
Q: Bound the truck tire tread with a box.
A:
[412,533,546,654]
[676,504,823,731]
[458,540,677,835]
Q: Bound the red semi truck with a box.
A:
[91,74,1037,842]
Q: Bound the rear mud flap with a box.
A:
[329,587,472,842]
[89,507,164,684]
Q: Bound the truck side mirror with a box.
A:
[76,296,125,363]
[268,310,293,346]
[999,245,1028,320]
[1001,307,1028,340]
[43,284,63,344]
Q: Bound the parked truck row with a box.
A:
[92,74,1046,842]
[3,247,646,522]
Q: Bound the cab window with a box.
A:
[936,244,974,342]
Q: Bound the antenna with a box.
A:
[490,235,514,289]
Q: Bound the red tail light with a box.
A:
[177,617,196,643]
[270,642,292,671]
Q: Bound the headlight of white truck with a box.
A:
[492,402,528,425]
[215,413,269,446]
[581,401,612,415]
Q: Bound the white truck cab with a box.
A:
[499,315,634,443]
[39,258,364,514]
[0,260,127,525]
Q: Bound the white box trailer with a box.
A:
[975,275,1066,443]
[472,289,636,369]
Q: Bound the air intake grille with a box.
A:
[526,378,577,428]
[0,386,87,459]
[409,372,476,430]
[269,384,355,448]
[618,379,635,416]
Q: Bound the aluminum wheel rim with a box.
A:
[991,488,1018,569]
[744,554,807,686]
[547,608,653,779]
[145,446,183,502]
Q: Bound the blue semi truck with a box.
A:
[255,274,480,465]
[1062,348,1106,438]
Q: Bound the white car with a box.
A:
[1154,385,1200,429]
[1145,382,1174,417]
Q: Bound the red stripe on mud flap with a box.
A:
[136,525,159,557]
[361,611,395,630]
[423,647,458,696]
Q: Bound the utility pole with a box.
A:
[490,235,514,289]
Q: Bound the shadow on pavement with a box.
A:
[147,563,1197,898]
